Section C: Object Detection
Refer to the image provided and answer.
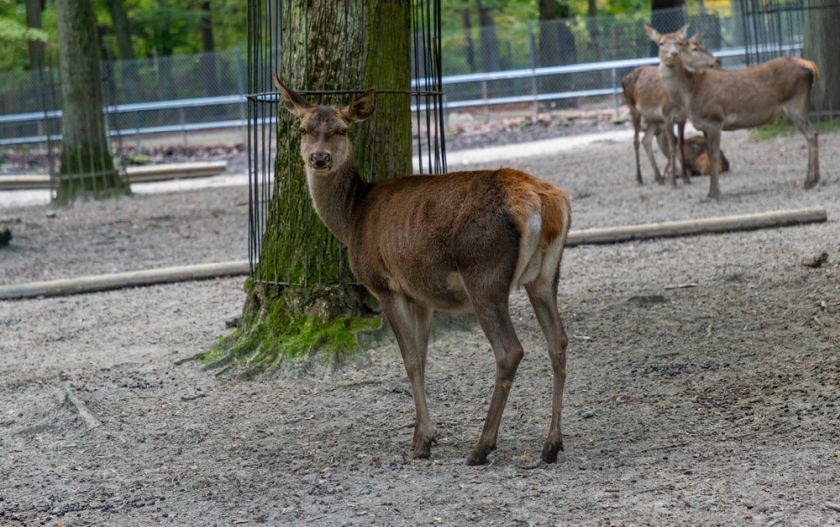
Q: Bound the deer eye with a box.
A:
[335,129,347,136]
[299,128,307,135]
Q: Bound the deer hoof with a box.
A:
[541,439,565,463]
[466,446,493,466]
[413,436,434,459]
[804,178,819,189]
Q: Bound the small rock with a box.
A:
[801,251,828,268]
[46,210,57,218]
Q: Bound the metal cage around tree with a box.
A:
[245,0,446,288]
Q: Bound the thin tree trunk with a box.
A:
[462,8,476,72]
[803,0,840,117]
[199,1,219,96]
[25,0,45,71]
[476,0,501,71]
[109,0,134,60]
[54,0,127,203]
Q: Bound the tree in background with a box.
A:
[206,0,412,370]
[537,0,577,102]
[803,0,840,117]
[54,0,129,202]
[108,0,135,60]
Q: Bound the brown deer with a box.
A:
[273,76,572,466]
[682,134,730,177]
[621,36,719,185]
[646,24,820,200]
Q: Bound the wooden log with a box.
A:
[0,208,828,300]
[0,161,228,190]
[566,208,827,246]
[0,260,250,300]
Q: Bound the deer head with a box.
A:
[273,75,376,174]
[645,24,720,72]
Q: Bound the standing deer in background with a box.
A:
[621,36,720,185]
[647,24,820,200]
[273,76,573,466]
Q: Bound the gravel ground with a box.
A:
[1,129,839,526]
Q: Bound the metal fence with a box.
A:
[1,5,827,155]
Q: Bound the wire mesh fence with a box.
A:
[1,3,834,170]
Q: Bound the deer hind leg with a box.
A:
[642,126,664,184]
[632,112,644,184]
[524,259,568,463]
[465,298,524,466]
[783,104,820,189]
[381,295,435,459]
[706,125,723,200]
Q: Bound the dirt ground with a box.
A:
[1,129,839,526]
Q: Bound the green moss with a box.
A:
[750,116,840,141]
[199,282,381,374]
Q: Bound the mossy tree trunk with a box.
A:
[802,0,840,117]
[54,0,129,203]
[210,0,411,371]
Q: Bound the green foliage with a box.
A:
[750,116,840,141]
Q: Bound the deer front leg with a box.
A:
[665,120,678,186]
[382,295,435,459]
[467,302,524,466]
[642,127,664,184]
[677,121,691,184]
[706,125,723,200]
[525,280,568,464]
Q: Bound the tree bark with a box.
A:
[25,0,45,71]
[109,0,135,60]
[802,0,840,116]
[462,8,476,72]
[199,0,219,96]
[537,0,577,105]
[476,0,501,71]
[218,0,412,368]
[54,0,128,203]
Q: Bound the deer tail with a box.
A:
[794,58,820,89]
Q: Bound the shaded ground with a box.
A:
[1,129,839,526]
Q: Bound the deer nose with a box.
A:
[310,153,332,168]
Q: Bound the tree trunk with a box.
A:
[109,0,134,60]
[54,0,128,203]
[212,0,412,369]
[25,0,45,71]
[462,8,476,72]
[802,0,840,117]
[537,0,577,106]
[199,1,219,96]
[650,0,687,56]
[476,0,501,72]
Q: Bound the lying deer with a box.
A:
[273,76,572,466]
[646,24,820,199]
[621,35,719,185]
[683,134,730,177]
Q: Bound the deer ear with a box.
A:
[643,24,660,43]
[273,74,312,118]
[688,30,704,43]
[677,24,690,39]
[342,90,376,123]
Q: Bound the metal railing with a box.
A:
[0,43,802,147]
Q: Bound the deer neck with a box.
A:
[659,62,693,112]
[304,161,370,245]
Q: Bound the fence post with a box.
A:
[179,107,187,144]
[611,67,619,118]
[481,79,489,120]
[528,21,538,120]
